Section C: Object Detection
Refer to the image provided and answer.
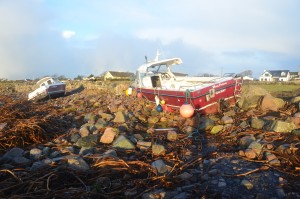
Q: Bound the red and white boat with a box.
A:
[134,54,243,114]
[28,77,66,101]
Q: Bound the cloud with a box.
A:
[62,30,76,40]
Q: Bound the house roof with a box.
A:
[264,70,290,77]
[290,72,298,76]
[106,71,135,77]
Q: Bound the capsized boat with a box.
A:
[28,77,66,101]
[134,54,243,114]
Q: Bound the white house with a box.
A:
[259,70,291,82]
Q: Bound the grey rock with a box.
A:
[241,179,253,190]
[251,118,265,129]
[67,156,90,171]
[2,147,24,162]
[267,120,297,133]
[75,134,99,148]
[30,148,43,160]
[113,135,135,150]
[239,135,256,148]
[70,133,81,143]
[12,156,31,166]
[151,159,171,175]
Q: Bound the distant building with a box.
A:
[243,76,254,81]
[259,70,291,82]
[289,72,299,80]
[103,71,135,81]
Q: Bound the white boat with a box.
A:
[134,53,243,114]
[28,77,66,101]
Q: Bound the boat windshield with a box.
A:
[147,64,169,74]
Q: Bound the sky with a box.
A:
[0,0,300,80]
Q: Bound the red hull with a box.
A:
[136,77,242,114]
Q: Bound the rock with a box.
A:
[210,125,224,135]
[292,113,300,128]
[276,188,286,198]
[269,158,281,166]
[75,134,99,148]
[42,147,51,157]
[2,147,24,162]
[151,159,171,175]
[152,144,166,156]
[79,126,90,137]
[251,118,265,129]
[113,135,135,150]
[0,122,7,131]
[275,144,290,155]
[208,169,219,176]
[239,135,256,148]
[133,134,144,141]
[84,113,97,123]
[182,126,196,134]
[70,133,81,143]
[142,189,178,199]
[245,148,257,159]
[174,172,193,180]
[241,179,253,190]
[67,156,90,171]
[147,116,159,124]
[260,94,285,112]
[265,152,277,162]
[103,149,118,157]
[238,85,269,111]
[167,131,178,141]
[113,111,126,123]
[30,148,43,160]
[137,141,152,149]
[12,156,31,166]
[290,96,300,104]
[267,120,297,133]
[198,117,215,130]
[100,127,118,144]
[94,118,108,129]
[99,113,114,121]
[30,158,53,171]
[221,116,234,124]
[248,141,263,156]
[79,147,94,155]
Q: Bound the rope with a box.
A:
[185,89,191,103]
[185,89,202,138]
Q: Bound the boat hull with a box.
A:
[136,77,242,114]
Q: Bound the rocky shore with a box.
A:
[0,82,300,199]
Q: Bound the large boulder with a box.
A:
[259,94,285,112]
[238,85,269,111]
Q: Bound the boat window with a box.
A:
[147,64,168,74]
[47,80,52,85]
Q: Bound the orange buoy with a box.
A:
[137,92,143,98]
[180,103,194,118]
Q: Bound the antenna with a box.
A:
[154,49,161,61]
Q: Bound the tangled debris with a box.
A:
[0,83,300,198]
